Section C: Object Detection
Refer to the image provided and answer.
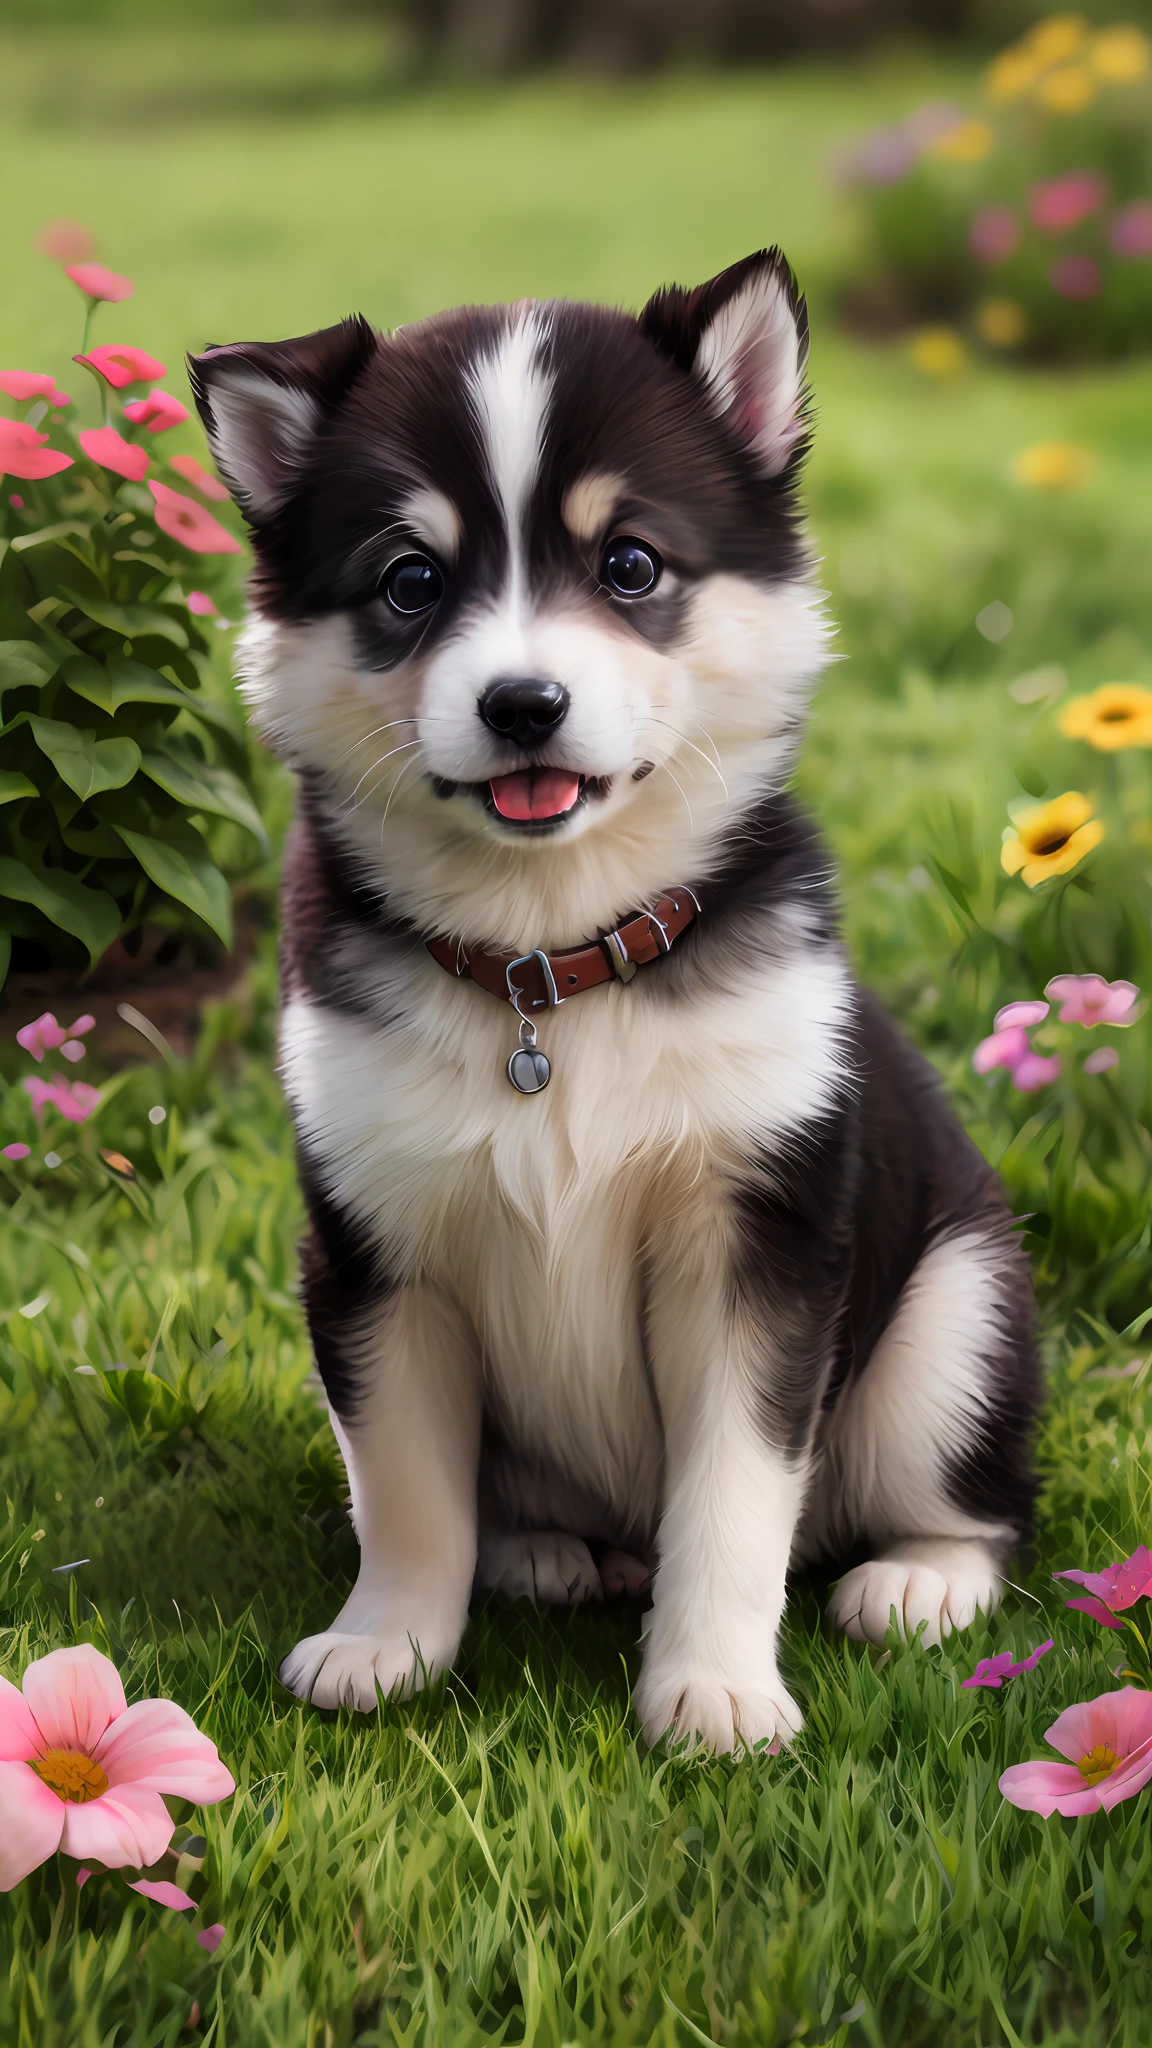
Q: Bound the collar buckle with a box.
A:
[506,949,560,1020]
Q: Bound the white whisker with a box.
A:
[349,738,423,807]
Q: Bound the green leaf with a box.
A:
[141,747,268,850]
[0,852,120,964]
[29,715,141,800]
[0,926,9,990]
[60,590,189,651]
[62,654,193,717]
[112,818,233,946]
[10,523,90,554]
[0,771,37,806]
[0,640,55,692]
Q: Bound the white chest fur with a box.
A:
[280,930,851,1514]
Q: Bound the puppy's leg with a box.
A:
[820,1226,1038,1649]
[475,1531,603,1605]
[636,1206,840,1755]
[281,1283,481,1711]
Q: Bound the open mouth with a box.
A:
[432,769,613,832]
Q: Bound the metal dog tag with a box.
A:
[508,1018,550,1094]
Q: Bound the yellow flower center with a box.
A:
[31,1748,109,1803]
[1077,1743,1119,1787]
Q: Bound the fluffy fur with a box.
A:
[190,249,1040,1753]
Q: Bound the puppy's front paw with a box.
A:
[828,1538,1001,1649]
[279,1622,458,1712]
[636,1657,802,1756]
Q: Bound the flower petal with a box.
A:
[197,1922,226,1953]
[0,1762,66,1888]
[93,1697,235,1803]
[58,1782,174,1869]
[1097,1737,1152,1809]
[0,1675,42,1762]
[999,1758,1094,1815]
[22,1644,126,1753]
[1045,1686,1152,1763]
[1064,1595,1127,1629]
[127,1877,195,1910]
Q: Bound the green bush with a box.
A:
[838,14,1152,358]
[0,251,262,989]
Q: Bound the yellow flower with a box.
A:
[930,118,995,163]
[1059,683,1152,750]
[1001,792,1105,887]
[1025,15,1089,67]
[977,299,1027,347]
[1089,27,1151,83]
[910,327,966,377]
[1011,441,1096,490]
[986,48,1043,104]
[1037,62,1096,111]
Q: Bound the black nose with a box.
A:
[478,676,570,749]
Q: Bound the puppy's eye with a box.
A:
[602,537,662,599]
[382,554,444,615]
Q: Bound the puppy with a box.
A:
[190,250,1039,1753]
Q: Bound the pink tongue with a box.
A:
[489,768,582,821]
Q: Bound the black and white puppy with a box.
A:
[190,251,1039,1753]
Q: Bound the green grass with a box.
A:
[4,28,1152,2045]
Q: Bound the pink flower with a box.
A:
[148,481,242,556]
[17,1012,68,1060]
[0,1643,234,1891]
[962,1638,1053,1690]
[994,1000,1050,1031]
[185,590,218,615]
[64,263,133,305]
[9,495,23,510]
[1084,1045,1120,1074]
[1,1144,31,1162]
[16,1013,93,1063]
[0,371,70,406]
[973,1023,1032,1075]
[1111,200,1152,259]
[1051,255,1102,300]
[23,1075,101,1124]
[123,390,190,434]
[78,427,149,483]
[168,454,229,501]
[74,345,165,391]
[37,220,94,263]
[969,206,1020,264]
[1045,974,1139,1026]
[1055,1545,1152,1630]
[128,1878,195,1910]
[1000,1688,1152,1816]
[0,419,73,482]
[853,126,917,186]
[1013,1052,1062,1092]
[1030,172,1107,233]
[197,1923,226,1953]
[77,1864,195,1911]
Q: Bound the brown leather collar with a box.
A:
[426,887,700,1018]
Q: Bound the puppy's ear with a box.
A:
[638,249,809,478]
[187,315,378,520]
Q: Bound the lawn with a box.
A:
[3,26,1152,2046]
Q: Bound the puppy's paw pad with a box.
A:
[828,1546,1000,1649]
[476,1532,602,1605]
[637,1668,803,1756]
[279,1630,440,1712]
